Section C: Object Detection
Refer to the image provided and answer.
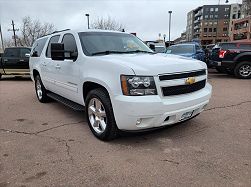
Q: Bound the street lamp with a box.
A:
[85,13,90,29]
[168,11,172,46]
[163,34,166,42]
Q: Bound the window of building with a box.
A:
[214,22,218,25]
[205,15,208,19]
[209,22,213,25]
[210,8,214,12]
[225,8,230,11]
[204,28,208,32]
[204,22,208,26]
[223,27,228,32]
[232,14,236,19]
[209,28,212,32]
[215,8,218,12]
[214,28,217,32]
[224,14,229,18]
[210,15,214,19]
[215,15,218,18]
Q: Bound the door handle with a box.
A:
[4,59,8,62]
[55,65,61,69]
[42,62,47,66]
[19,59,24,62]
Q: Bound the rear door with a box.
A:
[19,48,31,70]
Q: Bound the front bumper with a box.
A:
[112,83,212,131]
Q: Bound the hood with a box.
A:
[93,53,207,76]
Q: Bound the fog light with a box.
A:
[136,119,142,125]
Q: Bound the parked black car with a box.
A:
[0,47,31,79]
[209,42,251,79]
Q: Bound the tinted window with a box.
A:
[31,37,48,57]
[20,48,31,58]
[46,35,60,58]
[239,44,251,50]
[4,48,20,57]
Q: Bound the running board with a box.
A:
[47,92,85,111]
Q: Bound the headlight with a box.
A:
[120,75,157,96]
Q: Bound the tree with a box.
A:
[91,17,125,31]
[17,16,55,47]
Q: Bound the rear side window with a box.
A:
[239,44,251,50]
[20,48,31,58]
[62,34,78,59]
[4,48,20,57]
[221,43,238,50]
[31,37,48,57]
[46,35,60,58]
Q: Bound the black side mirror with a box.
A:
[51,43,65,61]
[149,44,155,51]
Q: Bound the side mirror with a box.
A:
[25,53,30,58]
[149,44,155,51]
[51,43,65,61]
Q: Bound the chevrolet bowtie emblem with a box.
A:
[185,77,196,85]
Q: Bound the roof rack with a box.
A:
[51,29,70,34]
[43,29,70,37]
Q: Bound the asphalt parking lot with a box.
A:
[0,70,250,187]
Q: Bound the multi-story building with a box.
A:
[186,4,232,45]
[229,3,242,38]
[186,10,195,42]
[230,15,251,41]
[241,0,251,17]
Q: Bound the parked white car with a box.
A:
[29,29,212,140]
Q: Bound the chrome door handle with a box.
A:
[19,59,24,62]
[42,62,47,66]
[55,65,61,69]
[4,59,8,62]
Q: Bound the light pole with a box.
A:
[168,11,172,46]
[163,34,166,43]
[0,24,4,51]
[85,14,90,29]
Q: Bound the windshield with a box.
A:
[166,45,195,54]
[78,32,153,56]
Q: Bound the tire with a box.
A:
[35,75,50,103]
[85,88,119,141]
[234,61,251,79]
[215,66,226,73]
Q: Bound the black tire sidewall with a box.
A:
[234,61,251,79]
[85,89,118,140]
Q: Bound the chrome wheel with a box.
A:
[239,64,251,77]
[88,98,107,134]
[36,79,43,100]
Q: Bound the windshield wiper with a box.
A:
[91,50,156,56]
[91,51,129,56]
[126,50,156,54]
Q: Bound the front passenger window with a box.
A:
[62,34,78,60]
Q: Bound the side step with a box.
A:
[47,92,85,111]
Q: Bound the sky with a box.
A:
[0,0,242,42]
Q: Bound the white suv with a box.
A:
[29,29,212,140]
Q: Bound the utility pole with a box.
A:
[8,20,19,47]
[0,24,4,51]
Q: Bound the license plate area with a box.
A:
[180,110,194,121]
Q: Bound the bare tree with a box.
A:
[17,16,55,47]
[91,17,125,31]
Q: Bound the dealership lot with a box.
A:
[0,70,250,187]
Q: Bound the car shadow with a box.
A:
[0,76,32,81]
